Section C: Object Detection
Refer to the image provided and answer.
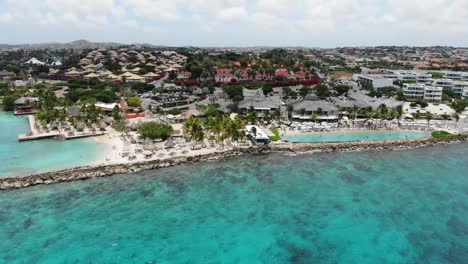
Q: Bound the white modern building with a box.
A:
[453,81,468,96]
[461,73,468,81]
[382,70,432,83]
[353,74,394,89]
[403,84,442,102]
[443,71,462,80]
[433,79,453,88]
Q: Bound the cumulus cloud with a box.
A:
[0,0,466,46]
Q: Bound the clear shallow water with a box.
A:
[1,144,467,263]
[0,111,101,177]
[284,131,428,142]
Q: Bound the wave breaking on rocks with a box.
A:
[1,135,466,190]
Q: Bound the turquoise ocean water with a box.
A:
[0,111,101,177]
[1,143,467,263]
[284,131,428,142]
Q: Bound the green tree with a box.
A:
[425,113,433,129]
[395,105,403,126]
[299,86,312,97]
[335,85,351,96]
[112,120,130,134]
[2,94,18,111]
[138,122,173,140]
[127,97,142,107]
[314,84,330,99]
[112,105,121,120]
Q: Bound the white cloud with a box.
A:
[0,0,467,46]
[256,0,297,15]
[123,0,180,21]
[217,7,248,22]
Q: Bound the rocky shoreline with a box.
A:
[1,135,467,190]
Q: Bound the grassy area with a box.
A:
[431,131,452,139]
[269,128,282,141]
[330,71,354,79]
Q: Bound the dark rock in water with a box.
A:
[447,215,468,236]
[228,176,247,184]
[23,218,33,229]
[42,239,53,249]
[256,172,274,184]
[339,172,366,185]
[351,162,372,172]
[277,239,318,264]
[140,189,153,198]
[333,204,344,211]
[444,243,468,264]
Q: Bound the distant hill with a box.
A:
[0,40,167,51]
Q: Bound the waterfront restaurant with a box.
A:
[13,97,38,115]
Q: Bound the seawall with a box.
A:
[1,135,467,190]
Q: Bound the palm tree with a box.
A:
[441,114,450,127]
[298,108,306,117]
[395,105,403,127]
[425,112,433,130]
[287,105,294,120]
[310,113,319,124]
[184,116,205,144]
[352,105,359,120]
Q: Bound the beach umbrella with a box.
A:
[143,144,158,151]
[164,139,176,148]
[102,117,113,125]
[130,122,139,131]
[75,123,85,131]
[99,121,107,130]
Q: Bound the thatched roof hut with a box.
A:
[99,121,107,131]
[75,123,85,132]
[102,117,114,125]
[164,139,176,148]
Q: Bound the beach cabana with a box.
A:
[75,123,85,132]
[99,121,107,131]
[143,151,153,159]
[50,121,59,130]
[164,139,176,149]
[102,117,114,125]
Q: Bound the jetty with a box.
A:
[18,115,107,141]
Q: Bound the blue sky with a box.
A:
[0,0,467,47]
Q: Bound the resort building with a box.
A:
[215,68,235,83]
[14,97,38,115]
[403,84,442,102]
[178,71,192,79]
[462,73,468,81]
[353,74,394,89]
[245,125,270,145]
[382,70,432,83]
[443,71,462,80]
[453,81,468,96]
[290,95,339,121]
[433,79,453,88]
[238,88,281,113]
[0,70,15,79]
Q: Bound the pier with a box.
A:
[18,115,108,142]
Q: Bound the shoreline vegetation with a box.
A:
[1,135,466,190]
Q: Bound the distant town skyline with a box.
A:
[0,0,467,47]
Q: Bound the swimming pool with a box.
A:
[283,131,428,143]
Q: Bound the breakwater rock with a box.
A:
[1,135,466,190]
